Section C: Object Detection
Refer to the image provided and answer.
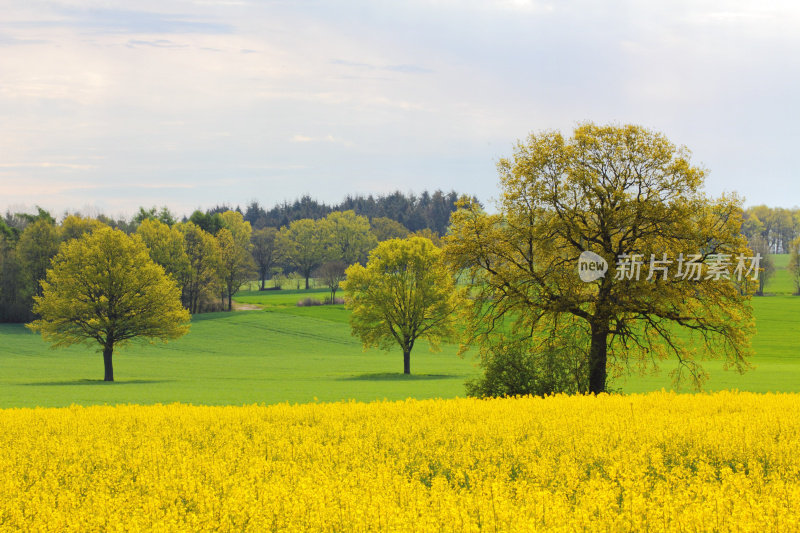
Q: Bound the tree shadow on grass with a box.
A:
[340,372,460,381]
[20,379,174,386]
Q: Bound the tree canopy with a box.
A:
[321,210,377,265]
[342,236,461,375]
[176,222,221,313]
[27,227,190,381]
[279,218,327,290]
[250,227,281,290]
[217,213,254,311]
[444,123,755,393]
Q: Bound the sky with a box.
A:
[1,0,799,220]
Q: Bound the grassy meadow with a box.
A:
[0,257,799,408]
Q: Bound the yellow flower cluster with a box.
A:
[1,392,799,531]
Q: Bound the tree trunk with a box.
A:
[588,322,608,394]
[228,292,233,311]
[305,276,310,290]
[103,343,114,382]
[403,348,411,375]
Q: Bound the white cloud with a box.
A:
[0,162,98,170]
[0,0,799,215]
[290,134,354,147]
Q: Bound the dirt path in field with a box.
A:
[231,301,262,311]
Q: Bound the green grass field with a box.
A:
[0,257,798,408]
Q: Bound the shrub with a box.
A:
[466,336,588,398]
[271,274,286,289]
[296,297,323,307]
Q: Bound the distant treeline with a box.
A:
[0,190,475,323]
[741,205,800,254]
[229,190,470,235]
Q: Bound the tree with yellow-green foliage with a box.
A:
[251,227,281,290]
[217,211,254,310]
[27,227,190,382]
[279,218,327,290]
[342,236,461,375]
[176,222,221,313]
[136,218,190,284]
[59,215,106,242]
[321,210,377,265]
[370,216,409,242]
[16,218,60,298]
[443,123,755,394]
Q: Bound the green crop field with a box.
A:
[0,288,478,409]
[1,257,798,408]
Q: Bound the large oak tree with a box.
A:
[444,123,755,393]
[28,227,190,381]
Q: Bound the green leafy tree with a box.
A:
[217,211,254,309]
[0,235,29,322]
[251,227,281,290]
[370,217,409,242]
[322,210,378,265]
[342,236,461,375]
[27,227,190,381]
[17,218,60,298]
[176,222,221,313]
[444,123,754,394]
[217,230,254,310]
[279,218,326,289]
[314,261,347,303]
[60,215,105,242]
[136,219,190,284]
[189,210,224,235]
[0,218,17,241]
[133,206,177,227]
[741,209,765,241]
[410,228,442,247]
[16,206,55,227]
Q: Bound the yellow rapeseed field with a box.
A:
[1,391,799,531]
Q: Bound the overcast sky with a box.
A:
[1,0,799,219]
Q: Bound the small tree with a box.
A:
[251,227,281,290]
[27,227,190,381]
[279,219,326,289]
[17,218,60,298]
[342,237,461,374]
[314,261,346,303]
[217,222,254,311]
[176,222,221,313]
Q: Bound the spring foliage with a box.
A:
[342,236,460,374]
[27,227,190,380]
[444,123,755,393]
